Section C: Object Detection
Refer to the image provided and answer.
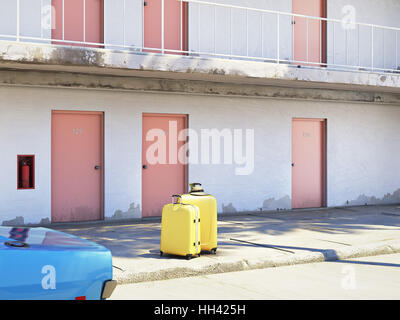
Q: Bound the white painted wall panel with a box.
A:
[0,89,52,225]
[0,0,18,40]
[104,0,143,50]
[0,0,51,43]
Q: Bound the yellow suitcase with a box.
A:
[160,195,201,260]
[180,183,218,254]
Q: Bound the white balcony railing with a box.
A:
[0,0,399,74]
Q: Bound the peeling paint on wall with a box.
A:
[262,195,291,211]
[346,188,400,206]
[1,41,400,92]
[50,47,105,67]
[110,203,141,220]
[1,68,398,105]
[39,218,51,225]
[2,216,24,226]
[222,203,237,214]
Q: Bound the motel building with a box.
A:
[0,0,400,226]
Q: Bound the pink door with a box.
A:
[292,0,326,65]
[142,114,188,217]
[52,0,103,47]
[144,0,188,54]
[292,118,326,209]
[52,111,104,223]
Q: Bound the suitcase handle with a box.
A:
[171,195,182,205]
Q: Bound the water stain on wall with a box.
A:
[262,195,291,211]
[50,46,105,67]
[39,218,50,225]
[2,216,24,226]
[222,203,237,214]
[2,217,50,227]
[111,203,141,220]
[346,188,400,206]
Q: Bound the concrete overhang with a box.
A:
[0,40,399,95]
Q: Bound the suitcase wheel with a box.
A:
[211,248,217,255]
[185,254,192,260]
[160,251,163,257]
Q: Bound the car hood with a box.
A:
[0,226,107,251]
[0,226,113,300]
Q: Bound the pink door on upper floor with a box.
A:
[51,111,104,223]
[292,0,327,65]
[52,0,103,47]
[292,118,326,209]
[143,0,188,54]
[142,113,188,217]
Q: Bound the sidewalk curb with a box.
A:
[113,240,400,285]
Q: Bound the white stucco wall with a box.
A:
[1,85,400,225]
[0,85,142,225]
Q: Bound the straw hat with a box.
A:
[189,183,209,196]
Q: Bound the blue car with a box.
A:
[0,226,116,300]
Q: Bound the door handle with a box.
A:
[94,165,101,170]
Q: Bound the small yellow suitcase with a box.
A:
[180,183,218,254]
[160,195,201,260]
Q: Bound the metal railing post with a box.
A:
[214,6,216,55]
[16,0,20,41]
[83,0,86,43]
[357,23,360,68]
[161,0,165,53]
[319,19,322,64]
[332,21,335,66]
[383,29,385,69]
[396,31,398,70]
[371,25,374,71]
[306,17,309,63]
[229,7,232,57]
[277,12,280,63]
[62,0,65,41]
[142,0,144,50]
[292,15,295,62]
[345,28,348,66]
[40,0,43,39]
[198,2,200,53]
[246,9,249,57]
[180,0,183,52]
[123,0,126,48]
[261,13,264,59]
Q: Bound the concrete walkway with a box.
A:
[52,204,400,285]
